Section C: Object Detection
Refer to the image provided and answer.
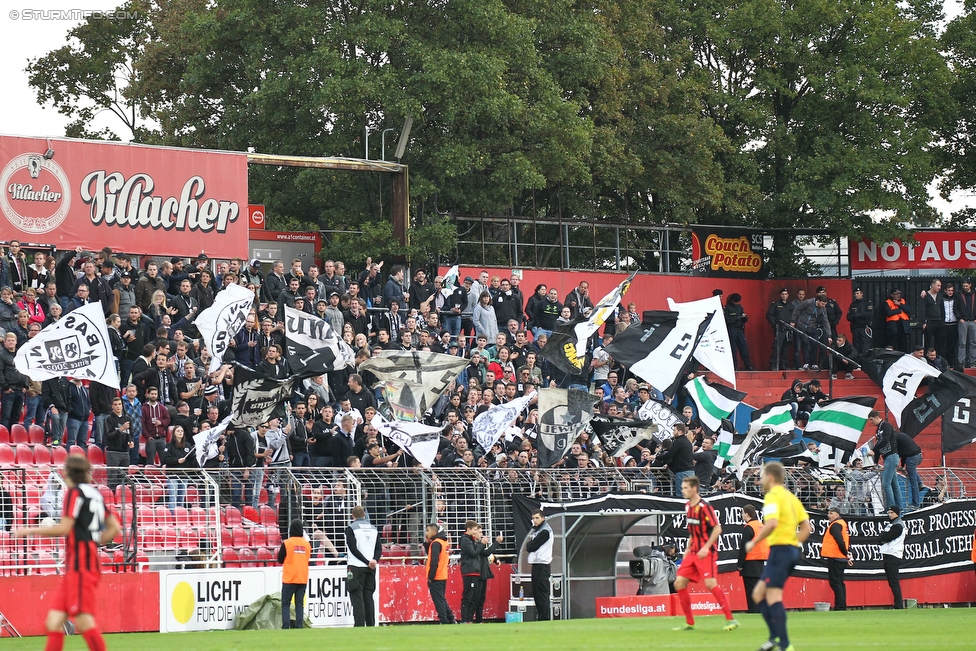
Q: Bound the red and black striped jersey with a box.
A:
[685,500,718,555]
[62,484,106,573]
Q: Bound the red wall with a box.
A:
[2,564,972,636]
[445,267,854,371]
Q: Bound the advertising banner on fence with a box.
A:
[0,135,249,256]
[513,494,976,580]
[159,566,377,632]
[690,227,765,278]
[850,232,976,270]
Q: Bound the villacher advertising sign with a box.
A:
[0,134,249,256]
[850,232,976,270]
[690,227,765,278]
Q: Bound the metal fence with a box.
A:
[2,465,972,573]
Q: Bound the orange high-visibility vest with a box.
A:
[745,519,769,561]
[282,537,310,585]
[425,538,450,581]
[886,300,909,322]
[821,519,850,559]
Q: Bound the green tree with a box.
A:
[26,0,152,140]
[940,0,976,227]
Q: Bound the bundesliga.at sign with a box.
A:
[850,232,976,270]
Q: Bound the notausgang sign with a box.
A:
[850,232,976,270]
[690,228,765,278]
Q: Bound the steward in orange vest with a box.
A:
[821,507,852,611]
[737,504,769,613]
[424,524,456,624]
[278,519,310,628]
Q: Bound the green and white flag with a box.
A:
[688,376,746,433]
[713,419,742,469]
[805,396,877,452]
[747,401,795,436]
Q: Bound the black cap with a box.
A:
[100,260,114,269]
[712,289,723,296]
[464,276,474,284]
[728,293,742,303]
[328,291,340,298]
[120,270,134,280]
[779,287,788,293]
[853,287,862,293]
[816,285,826,293]
[892,288,902,294]
[197,253,209,261]
[170,256,182,265]
[888,505,901,515]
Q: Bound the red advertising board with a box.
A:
[247,204,266,229]
[850,232,976,270]
[595,595,674,618]
[0,135,249,257]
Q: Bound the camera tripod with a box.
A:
[0,609,21,637]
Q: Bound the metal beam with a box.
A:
[246,153,406,174]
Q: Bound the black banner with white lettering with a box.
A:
[283,306,355,378]
[513,493,976,579]
[942,371,976,453]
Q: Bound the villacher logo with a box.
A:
[0,152,71,234]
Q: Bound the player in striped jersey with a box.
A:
[672,475,739,631]
[15,454,121,651]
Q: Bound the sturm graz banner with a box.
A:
[536,388,597,468]
[512,493,976,580]
[196,283,254,373]
[230,365,294,428]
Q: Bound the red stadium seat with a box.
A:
[90,465,107,486]
[15,444,33,465]
[231,525,248,548]
[136,553,150,572]
[116,485,135,507]
[0,425,9,444]
[33,551,58,575]
[158,526,178,549]
[98,485,115,509]
[189,507,208,527]
[32,445,51,465]
[174,506,190,528]
[11,424,28,445]
[266,527,282,548]
[27,425,45,446]
[155,505,174,527]
[101,550,117,573]
[249,526,268,547]
[0,444,14,466]
[136,505,154,528]
[220,527,233,549]
[237,548,256,567]
[112,550,127,573]
[242,505,259,524]
[87,446,105,466]
[185,485,199,506]
[223,548,240,569]
[69,445,86,457]
[50,446,67,466]
[178,526,198,549]
[140,528,158,550]
[223,506,242,527]
[256,547,274,567]
[259,505,277,528]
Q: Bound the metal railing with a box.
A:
[2,465,972,572]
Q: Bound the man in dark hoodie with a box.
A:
[424,524,456,624]
[459,520,503,623]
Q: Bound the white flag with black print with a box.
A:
[370,414,444,468]
[536,388,597,468]
[360,351,469,419]
[14,301,119,388]
[472,392,537,452]
[283,306,355,377]
[667,295,736,388]
[193,416,232,467]
[196,283,254,373]
[636,398,684,441]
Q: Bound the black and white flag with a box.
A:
[536,388,597,468]
[588,416,657,457]
[729,427,803,480]
[942,371,976,453]
[360,351,469,420]
[604,310,709,397]
[861,349,965,437]
[283,306,355,377]
[542,273,635,376]
[230,364,294,428]
[196,283,254,373]
[371,414,444,468]
[667,295,735,388]
[472,392,537,452]
[193,416,231,467]
[14,302,119,388]
[636,398,684,441]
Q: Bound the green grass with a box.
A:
[0,609,970,650]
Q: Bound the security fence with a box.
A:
[1,465,972,573]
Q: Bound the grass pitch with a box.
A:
[0,608,969,650]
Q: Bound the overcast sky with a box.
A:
[0,0,972,215]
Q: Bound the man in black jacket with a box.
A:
[767,288,793,370]
[847,287,875,355]
[655,423,695,496]
[227,426,256,508]
[0,332,28,429]
[459,519,503,623]
[816,286,843,341]
[724,293,753,370]
[878,506,907,608]
[424,524,456,624]
[957,280,976,367]
[921,279,943,354]
[894,429,923,511]
[104,397,133,490]
[42,376,71,446]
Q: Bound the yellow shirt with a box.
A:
[763,484,809,547]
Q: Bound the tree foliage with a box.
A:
[26,0,959,273]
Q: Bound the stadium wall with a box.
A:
[1,564,973,636]
[440,266,853,372]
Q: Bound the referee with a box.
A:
[745,462,812,651]
[345,505,382,627]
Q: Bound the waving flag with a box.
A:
[472,392,536,452]
[636,399,684,441]
[283,306,355,377]
[14,302,119,388]
[667,295,735,388]
[747,401,796,435]
[688,377,746,433]
[195,283,254,372]
[193,416,231,467]
[543,273,636,376]
[360,351,469,421]
[536,389,597,467]
[805,396,877,452]
[588,416,657,457]
[371,414,444,468]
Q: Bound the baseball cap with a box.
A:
[119,270,134,280]
[853,286,862,293]
[170,256,182,265]
[816,285,826,292]
[249,258,262,267]
[463,276,474,284]
[317,298,327,305]
[197,253,209,261]
[712,289,723,296]
[329,291,340,298]
[100,260,114,269]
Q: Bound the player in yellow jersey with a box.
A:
[744,461,812,651]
